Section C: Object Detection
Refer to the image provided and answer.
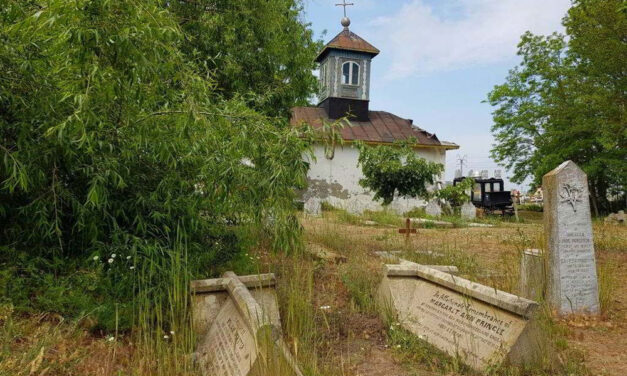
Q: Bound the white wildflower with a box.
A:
[163,335,169,339]
[108,258,114,264]
[111,253,116,258]
[130,266,135,270]
[319,305,331,310]
[107,336,115,342]
[126,255,131,260]
[396,344,401,349]
[170,331,175,335]
[93,256,99,261]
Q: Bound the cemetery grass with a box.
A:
[0,212,625,375]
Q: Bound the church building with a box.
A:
[291,14,459,214]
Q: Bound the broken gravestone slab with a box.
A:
[303,197,321,217]
[374,251,459,275]
[377,263,540,371]
[543,161,599,315]
[306,242,347,264]
[460,202,477,220]
[191,272,302,376]
[425,200,442,217]
[604,210,625,225]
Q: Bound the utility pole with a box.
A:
[456,154,467,176]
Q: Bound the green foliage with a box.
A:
[0,0,315,326]
[356,141,444,205]
[437,177,474,207]
[487,0,626,214]
[517,203,544,212]
[167,0,322,117]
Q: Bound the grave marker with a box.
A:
[304,197,321,216]
[519,249,545,301]
[398,217,417,242]
[425,200,442,217]
[378,263,540,370]
[460,202,476,220]
[543,161,599,315]
[191,272,303,376]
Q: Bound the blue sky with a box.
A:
[302,0,572,191]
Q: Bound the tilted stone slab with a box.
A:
[378,263,541,370]
[543,161,599,315]
[192,272,302,376]
[374,251,459,275]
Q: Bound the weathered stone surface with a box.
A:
[374,251,459,275]
[543,161,599,315]
[411,217,452,227]
[460,202,477,220]
[519,249,545,301]
[192,272,302,376]
[304,197,322,216]
[425,200,442,217]
[378,264,540,370]
[605,210,626,225]
[306,242,347,264]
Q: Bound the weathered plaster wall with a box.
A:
[303,144,447,214]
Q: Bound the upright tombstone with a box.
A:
[519,249,545,301]
[303,197,322,217]
[543,161,599,315]
[460,201,476,220]
[480,170,489,179]
[425,200,442,217]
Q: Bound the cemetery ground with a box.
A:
[1,209,625,376]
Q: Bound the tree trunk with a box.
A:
[589,182,600,218]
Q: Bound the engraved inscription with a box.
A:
[400,280,527,369]
[200,299,257,376]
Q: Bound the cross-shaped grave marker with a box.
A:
[398,218,416,244]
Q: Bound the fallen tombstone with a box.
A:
[191,272,303,376]
[377,263,541,371]
[305,242,347,264]
[374,251,459,275]
[467,222,495,228]
[411,218,453,227]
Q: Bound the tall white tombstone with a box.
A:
[455,169,462,178]
[543,161,599,315]
[303,197,321,217]
[480,170,489,179]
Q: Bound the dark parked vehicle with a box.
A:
[453,177,514,215]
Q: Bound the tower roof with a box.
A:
[315,28,380,62]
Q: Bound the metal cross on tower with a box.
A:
[336,0,354,18]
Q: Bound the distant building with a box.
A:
[291,16,458,214]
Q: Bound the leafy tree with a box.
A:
[487,0,626,214]
[437,177,474,207]
[356,141,443,206]
[166,0,322,117]
[0,0,311,326]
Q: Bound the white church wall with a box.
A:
[303,144,447,214]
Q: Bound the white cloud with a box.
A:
[369,0,571,78]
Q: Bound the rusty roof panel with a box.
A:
[290,107,457,149]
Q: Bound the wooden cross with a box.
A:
[335,0,354,18]
[398,218,416,242]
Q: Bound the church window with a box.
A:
[342,61,360,85]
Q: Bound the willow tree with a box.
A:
[0,0,312,326]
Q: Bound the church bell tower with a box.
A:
[316,7,379,122]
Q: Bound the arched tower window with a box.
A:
[342,61,360,85]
